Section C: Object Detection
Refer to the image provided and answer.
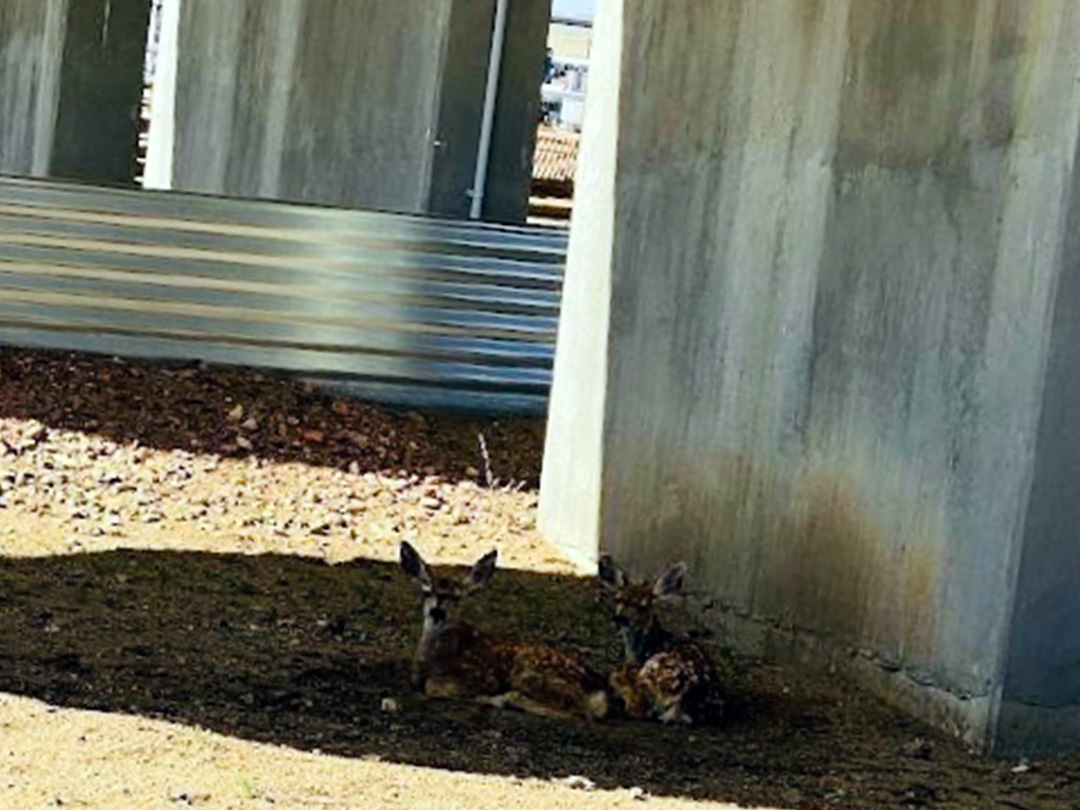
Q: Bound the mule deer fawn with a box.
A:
[598,555,720,726]
[399,541,609,721]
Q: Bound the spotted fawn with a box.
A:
[598,555,721,725]
[400,541,609,721]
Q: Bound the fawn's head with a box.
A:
[399,541,497,629]
[598,555,687,654]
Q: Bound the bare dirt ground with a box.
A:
[0,346,1077,810]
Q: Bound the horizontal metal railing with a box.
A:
[0,175,567,414]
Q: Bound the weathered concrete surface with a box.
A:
[542,0,1080,752]
[168,0,546,219]
[539,0,623,571]
[429,0,550,223]
[998,114,1080,754]
[0,0,66,177]
[427,0,494,219]
[0,0,147,183]
[172,0,448,212]
[482,0,550,223]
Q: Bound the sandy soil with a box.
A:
[0,347,1077,810]
[0,694,741,810]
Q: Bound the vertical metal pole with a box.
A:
[468,0,509,220]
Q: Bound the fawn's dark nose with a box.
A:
[429,606,446,623]
[613,613,629,627]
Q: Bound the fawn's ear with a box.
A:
[400,541,432,587]
[464,549,498,591]
[653,562,688,598]
[597,554,626,589]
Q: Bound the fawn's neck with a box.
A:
[622,616,674,665]
[417,611,477,665]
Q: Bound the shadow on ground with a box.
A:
[0,548,1073,810]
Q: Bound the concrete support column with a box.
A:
[998,137,1080,754]
[160,0,548,219]
[428,0,551,223]
[0,0,150,184]
[164,0,449,212]
[538,0,623,571]
[541,0,1080,754]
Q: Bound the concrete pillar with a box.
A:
[998,145,1080,754]
[538,0,623,571]
[429,0,551,223]
[481,0,550,223]
[161,0,548,219]
[0,0,65,177]
[165,0,447,212]
[0,0,149,184]
[541,0,1080,754]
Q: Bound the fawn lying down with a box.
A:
[400,541,608,721]
[599,555,721,726]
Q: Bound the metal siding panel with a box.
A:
[0,176,566,414]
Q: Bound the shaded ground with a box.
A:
[0,346,1078,810]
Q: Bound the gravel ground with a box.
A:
[0,348,554,571]
[0,346,1078,810]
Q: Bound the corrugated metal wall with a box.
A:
[0,176,567,414]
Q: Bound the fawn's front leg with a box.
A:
[609,663,650,719]
[424,676,471,698]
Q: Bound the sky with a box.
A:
[551,0,596,22]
